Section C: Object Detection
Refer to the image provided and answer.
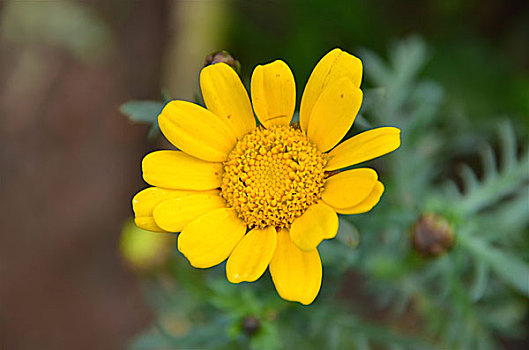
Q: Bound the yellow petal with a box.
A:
[132,187,218,217]
[226,226,277,283]
[132,187,218,232]
[325,127,401,171]
[290,203,338,251]
[306,78,363,152]
[269,229,322,305]
[142,150,223,190]
[178,208,246,268]
[200,63,256,139]
[158,100,236,162]
[322,168,378,209]
[134,216,166,232]
[300,48,363,132]
[250,60,295,128]
[153,194,226,232]
[336,181,384,214]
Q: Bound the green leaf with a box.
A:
[389,36,428,84]
[459,234,529,297]
[470,261,489,302]
[120,100,163,124]
[456,121,529,215]
[359,48,391,87]
[336,217,360,248]
[360,88,386,116]
[250,319,281,350]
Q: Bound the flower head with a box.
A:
[132,48,400,305]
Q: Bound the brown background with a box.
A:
[0,1,169,348]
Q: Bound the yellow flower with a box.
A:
[132,48,400,305]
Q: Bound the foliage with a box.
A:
[120,100,163,139]
[123,37,528,349]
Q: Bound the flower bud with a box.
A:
[242,316,260,336]
[411,214,454,257]
[204,50,241,73]
[119,220,174,272]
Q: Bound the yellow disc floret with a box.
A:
[221,125,326,229]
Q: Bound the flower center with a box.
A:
[221,125,326,229]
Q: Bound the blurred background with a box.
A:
[0,0,527,349]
